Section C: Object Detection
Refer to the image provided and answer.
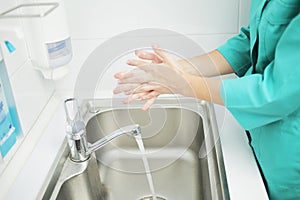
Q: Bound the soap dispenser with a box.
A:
[0,1,73,80]
[25,0,73,80]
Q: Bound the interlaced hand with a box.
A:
[114,46,193,110]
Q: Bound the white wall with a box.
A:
[56,0,251,94]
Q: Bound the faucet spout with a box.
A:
[64,98,141,162]
[87,124,141,154]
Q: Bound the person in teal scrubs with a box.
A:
[114,0,300,199]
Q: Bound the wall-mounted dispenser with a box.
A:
[0,1,73,80]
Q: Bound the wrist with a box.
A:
[181,73,223,104]
[180,73,207,98]
[177,59,200,76]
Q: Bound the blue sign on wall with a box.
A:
[0,59,22,158]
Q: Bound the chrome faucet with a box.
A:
[64,98,141,162]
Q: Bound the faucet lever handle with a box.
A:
[64,98,81,122]
[64,98,85,134]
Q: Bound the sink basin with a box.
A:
[40,98,229,200]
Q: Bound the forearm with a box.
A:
[178,50,234,77]
[182,73,224,105]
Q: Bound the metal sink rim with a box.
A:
[40,97,230,200]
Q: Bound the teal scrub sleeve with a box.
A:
[217,26,252,77]
[220,14,300,130]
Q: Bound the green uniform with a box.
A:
[217,0,300,199]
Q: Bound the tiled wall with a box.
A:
[55,0,251,94]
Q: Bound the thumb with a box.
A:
[152,45,184,74]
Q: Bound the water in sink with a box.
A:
[91,107,206,199]
[40,101,229,200]
[135,134,158,200]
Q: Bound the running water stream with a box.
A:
[134,134,158,200]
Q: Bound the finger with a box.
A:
[152,46,184,74]
[123,92,148,104]
[113,83,140,94]
[132,84,158,94]
[140,91,160,100]
[135,50,163,64]
[132,83,172,96]
[117,69,150,84]
[127,59,148,67]
[152,45,173,64]
[142,98,157,111]
[114,71,128,79]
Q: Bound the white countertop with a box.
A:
[4,94,269,200]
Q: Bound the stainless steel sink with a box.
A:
[40,98,229,200]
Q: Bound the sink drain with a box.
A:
[139,196,166,200]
